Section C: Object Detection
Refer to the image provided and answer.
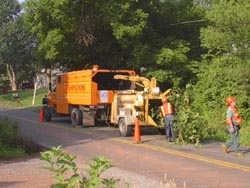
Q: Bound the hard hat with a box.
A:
[226,96,235,105]
[161,96,168,103]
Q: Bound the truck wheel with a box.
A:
[71,108,83,127]
[94,109,107,126]
[94,110,101,126]
[118,118,133,137]
[44,111,52,122]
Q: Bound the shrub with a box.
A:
[174,108,209,146]
[0,118,43,158]
[0,118,22,146]
[41,146,120,188]
[0,118,27,158]
[240,126,250,146]
[190,56,250,146]
[0,144,26,158]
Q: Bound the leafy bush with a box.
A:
[189,56,250,145]
[0,118,43,158]
[41,146,120,188]
[0,118,22,146]
[240,126,250,146]
[192,57,249,123]
[0,144,26,158]
[174,108,209,146]
[206,124,229,142]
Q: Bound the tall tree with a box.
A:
[192,0,250,124]
[200,0,250,57]
[23,0,100,70]
[0,0,21,90]
[23,0,205,89]
[99,0,206,88]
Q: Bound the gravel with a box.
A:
[0,156,178,188]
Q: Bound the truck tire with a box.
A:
[71,108,83,127]
[94,109,105,126]
[94,110,101,126]
[118,118,133,137]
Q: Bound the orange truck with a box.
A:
[42,65,135,126]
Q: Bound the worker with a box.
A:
[221,96,244,156]
[160,96,174,142]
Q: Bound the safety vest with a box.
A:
[160,102,173,116]
[226,107,242,126]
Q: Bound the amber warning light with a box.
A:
[92,65,99,72]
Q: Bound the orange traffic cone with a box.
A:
[39,107,44,122]
[134,117,141,144]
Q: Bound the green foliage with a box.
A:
[240,124,250,146]
[173,90,211,145]
[200,0,250,57]
[147,40,193,88]
[150,105,165,128]
[156,42,189,66]
[0,118,26,158]
[41,146,120,188]
[174,108,209,146]
[191,56,250,128]
[0,0,36,85]
[23,0,74,68]
[106,0,149,48]
[0,0,21,25]
[0,118,43,159]
[23,0,107,69]
[186,57,250,145]
[0,118,22,147]
[0,144,26,158]
[198,0,250,123]
[22,0,205,84]
[38,29,65,60]
[192,0,250,146]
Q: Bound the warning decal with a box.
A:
[100,90,108,102]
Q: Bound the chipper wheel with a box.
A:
[118,118,133,137]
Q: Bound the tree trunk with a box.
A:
[6,64,17,91]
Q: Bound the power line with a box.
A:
[170,19,207,26]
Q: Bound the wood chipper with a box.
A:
[109,74,172,136]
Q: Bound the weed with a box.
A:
[41,146,120,188]
[0,118,43,159]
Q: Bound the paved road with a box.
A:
[1,107,250,188]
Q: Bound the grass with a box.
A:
[0,118,44,159]
[0,144,27,159]
[0,88,48,159]
[0,88,48,108]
